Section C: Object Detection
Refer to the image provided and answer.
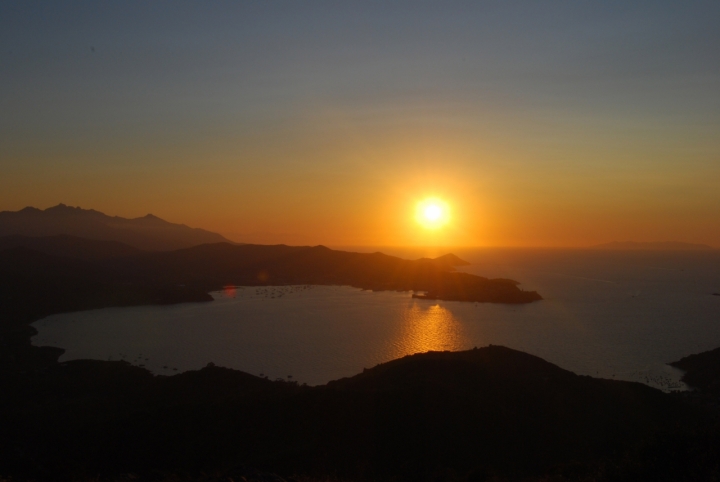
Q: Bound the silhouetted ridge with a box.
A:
[100,242,541,303]
[0,345,709,481]
[432,252,471,266]
[416,253,471,269]
[0,239,539,336]
[0,204,234,250]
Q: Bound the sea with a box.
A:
[31,248,720,391]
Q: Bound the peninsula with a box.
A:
[0,234,542,315]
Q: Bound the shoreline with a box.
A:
[26,285,684,392]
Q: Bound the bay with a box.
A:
[32,248,720,390]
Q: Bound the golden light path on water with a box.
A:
[386,302,465,360]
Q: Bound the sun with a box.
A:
[416,198,450,229]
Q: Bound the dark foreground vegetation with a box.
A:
[2,235,720,480]
[3,336,720,482]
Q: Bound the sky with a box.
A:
[1,1,719,247]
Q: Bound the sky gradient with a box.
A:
[2,1,719,247]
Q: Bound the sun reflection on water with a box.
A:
[387,301,467,359]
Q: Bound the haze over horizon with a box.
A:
[2,1,719,247]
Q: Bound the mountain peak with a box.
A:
[0,205,236,251]
[133,213,167,225]
[416,253,470,267]
[18,206,42,214]
[46,203,70,211]
[44,204,104,216]
[433,253,471,266]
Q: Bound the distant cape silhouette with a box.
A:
[416,253,470,268]
[0,204,234,251]
[592,241,714,251]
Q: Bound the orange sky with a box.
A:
[3,112,718,248]
[2,3,719,248]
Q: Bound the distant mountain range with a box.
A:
[593,241,715,250]
[0,204,234,251]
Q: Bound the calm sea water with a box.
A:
[32,248,720,391]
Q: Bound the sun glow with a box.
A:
[416,198,450,229]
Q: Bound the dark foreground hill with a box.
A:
[0,204,233,250]
[2,345,718,481]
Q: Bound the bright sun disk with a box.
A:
[424,204,442,221]
[416,198,450,229]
